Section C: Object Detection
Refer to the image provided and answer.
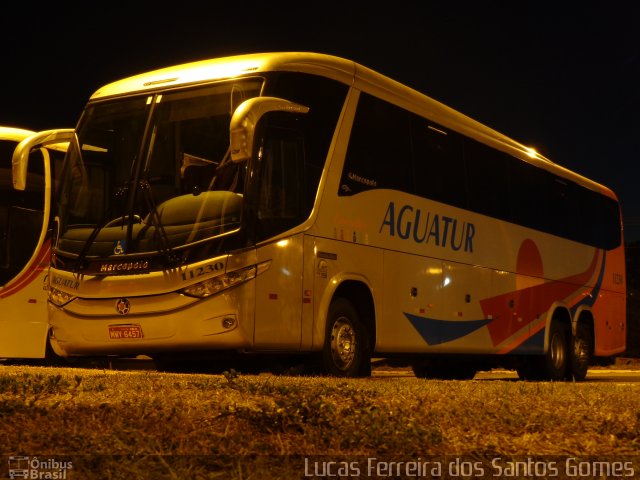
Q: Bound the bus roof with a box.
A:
[89,52,616,201]
[0,126,35,142]
[90,52,355,100]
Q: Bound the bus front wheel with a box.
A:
[321,297,370,377]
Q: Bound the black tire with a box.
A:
[544,321,570,381]
[321,297,371,377]
[519,321,569,381]
[569,322,592,381]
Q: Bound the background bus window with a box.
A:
[0,144,45,283]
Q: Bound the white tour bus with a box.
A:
[1,127,66,361]
[13,52,626,379]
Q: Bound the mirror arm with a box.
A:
[229,97,309,163]
[12,129,75,190]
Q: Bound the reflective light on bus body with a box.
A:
[281,267,292,277]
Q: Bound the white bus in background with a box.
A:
[0,127,66,361]
[13,52,626,379]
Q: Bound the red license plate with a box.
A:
[108,325,144,339]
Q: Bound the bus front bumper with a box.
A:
[48,288,255,357]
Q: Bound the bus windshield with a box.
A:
[56,78,263,262]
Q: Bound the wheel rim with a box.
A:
[330,316,356,371]
[574,336,589,365]
[550,331,566,371]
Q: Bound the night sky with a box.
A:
[2,2,639,241]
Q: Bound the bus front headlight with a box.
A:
[180,261,270,298]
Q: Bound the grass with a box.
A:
[1,365,640,478]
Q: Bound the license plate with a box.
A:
[108,325,144,340]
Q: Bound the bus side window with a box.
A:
[463,139,510,220]
[411,117,467,209]
[341,92,413,196]
[509,160,552,233]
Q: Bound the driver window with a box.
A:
[256,127,305,240]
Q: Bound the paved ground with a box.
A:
[4,356,640,383]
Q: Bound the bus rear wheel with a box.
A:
[569,322,592,381]
[518,321,569,381]
[321,297,370,377]
[545,321,570,380]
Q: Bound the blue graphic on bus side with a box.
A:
[404,313,490,345]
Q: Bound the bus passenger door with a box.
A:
[254,234,304,349]
[251,123,307,349]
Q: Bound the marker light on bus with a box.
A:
[49,287,76,307]
[180,261,271,298]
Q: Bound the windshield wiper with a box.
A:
[137,179,182,267]
[73,180,182,272]
[73,184,130,272]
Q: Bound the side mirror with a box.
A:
[229,97,309,163]
[12,129,74,190]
